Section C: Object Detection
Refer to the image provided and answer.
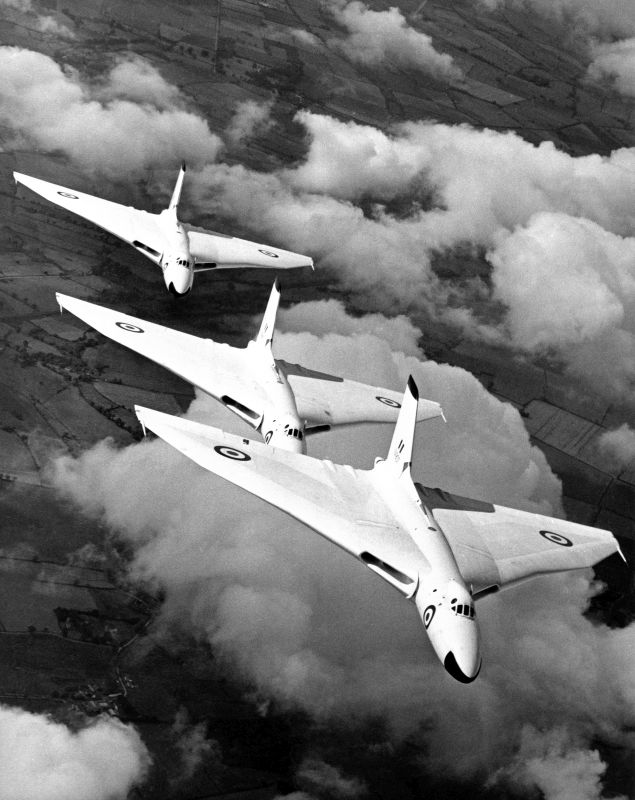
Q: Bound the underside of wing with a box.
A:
[135,407,425,592]
[416,484,621,595]
[56,294,267,427]
[14,172,166,261]
[185,227,313,271]
[282,361,444,428]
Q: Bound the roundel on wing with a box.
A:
[57,191,79,199]
[539,530,573,547]
[376,396,401,408]
[214,445,251,461]
[116,322,144,333]
[423,605,436,628]
[258,249,279,258]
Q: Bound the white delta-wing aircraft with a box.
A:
[56,282,444,453]
[14,166,313,296]
[134,378,622,683]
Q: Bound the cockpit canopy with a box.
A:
[450,598,475,619]
[176,258,190,267]
[284,424,303,440]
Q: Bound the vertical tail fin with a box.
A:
[384,376,419,478]
[168,163,186,211]
[255,279,280,348]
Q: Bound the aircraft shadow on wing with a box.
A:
[134,378,623,684]
[14,166,313,296]
[56,282,445,453]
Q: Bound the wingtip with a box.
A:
[273,277,280,293]
[407,375,419,402]
[181,162,187,172]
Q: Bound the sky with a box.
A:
[2,0,635,797]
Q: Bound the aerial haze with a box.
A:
[0,0,634,798]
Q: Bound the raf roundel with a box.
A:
[116,322,144,334]
[57,191,79,199]
[257,249,279,258]
[376,396,401,408]
[214,445,251,462]
[539,530,573,547]
[423,605,436,629]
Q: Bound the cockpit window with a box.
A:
[285,428,304,440]
[451,600,475,619]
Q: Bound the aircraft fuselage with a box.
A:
[247,342,306,454]
[371,461,482,682]
[158,210,194,296]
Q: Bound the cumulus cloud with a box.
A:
[225,99,274,146]
[596,424,635,470]
[48,308,635,798]
[35,15,75,38]
[96,55,183,110]
[171,708,220,783]
[291,29,321,48]
[0,705,150,800]
[296,758,366,798]
[326,1,461,80]
[488,213,635,351]
[276,299,424,356]
[485,212,635,395]
[490,725,627,800]
[0,47,222,177]
[588,38,635,96]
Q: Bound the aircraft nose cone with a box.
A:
[444,650,481,684]
[167,267,192,296]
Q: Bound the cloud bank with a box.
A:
[189,111,635,400]
[0,705,150,800]
[276,298,424,357]
[0,47,222,177]
[596,423,635,470]
[327,1,461,80]
[588,38,635,97]
[225,99,274,146]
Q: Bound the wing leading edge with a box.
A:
[56,293,266,425]
[14,172,166,260]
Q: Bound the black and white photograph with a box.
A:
[0,0,634,798]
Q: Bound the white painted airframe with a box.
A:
[56,283,444,453]
[14,166,313,296]
[134,378,622,682]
